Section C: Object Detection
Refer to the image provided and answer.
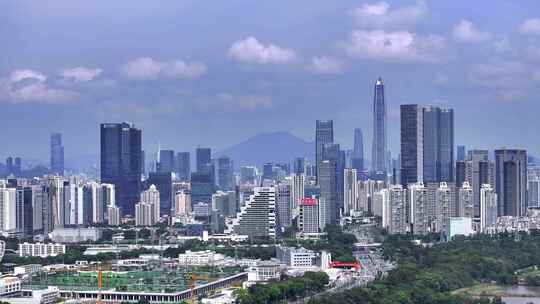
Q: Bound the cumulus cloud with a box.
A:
[0,69,77,104]
[452,19,491,43]
[308,56,345,74]
[228,37,296,64]
[351,1,427,29]
[519,18,540,35]
[122,57,207,80]
[60,67,103,82]
[343,30,446,62]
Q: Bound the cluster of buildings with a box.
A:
[0,78,537,244]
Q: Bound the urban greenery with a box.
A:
[308,232,540,304]
[235,271,329,304]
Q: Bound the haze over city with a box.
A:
[2,2,540,304]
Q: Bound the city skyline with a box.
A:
[1,1,540,161]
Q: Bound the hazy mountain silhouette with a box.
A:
[216,131,314,169]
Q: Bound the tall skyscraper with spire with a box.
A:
[372,77,387,174]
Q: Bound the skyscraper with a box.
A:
[196,147,212,173]
[372,77,387,174]
[400,105,454,186]
[494,149,527,216]
[217,156,234,191]
[50,133,64,175]
[315,120,334,183]
[100,122,142,216]
[480,184,497,232]
[420,106,454,183]
[352,128,364,175]
[343,168,358,216]
[175,152,191,182]
[400,105,424,186]
[318,160,337,229]
[157,150,175,173]
[457,145,466,161]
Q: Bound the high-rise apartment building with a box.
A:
[408,182,429,235]
[141,184,160,221]
[458,182,474,218]
[480,184,497,232]
[50,133,64,175]
[389,185,407,234]
[343,168,357,216]
[372,78,387,174]
[228,187,276,239]
[100,122,142,216]
[298,198,319,235]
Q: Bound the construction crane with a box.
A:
[97,268,103,304]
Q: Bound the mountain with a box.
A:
[216,131,314,169]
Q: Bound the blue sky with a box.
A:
[1,0,540,162]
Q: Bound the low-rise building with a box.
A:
[49,228,102,243]
[247,261,280,282]
[0,276,21,296]
[18,243,66,258]
[13,264,42,276]
[178,250,225,266]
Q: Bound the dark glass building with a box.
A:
[16,186,33,236]
[315,120,334,183]
[457,145,466,161]
[293,157,305,174]
[400,105,424,186]
[51,133,64,175]
[196,147,212,173]
[217,156,234,191]
[175,152,191,181]
[158,150,175,173]
[423,106,454,183]
[352,128,364,176]
[146,172,173,216]
[495,149,527,216]
[190,172,215,205]
[372,77,387,174]
[100,122,142,216]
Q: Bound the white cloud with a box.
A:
[308,56,345,74]
[228,37,296,64]
[519,18,540,35]
[343,30,446,62]
[0,69,77,104]
[122,57,206,80]
[452,19,491,43]
[60,67,103,82]
[351,1,427,29]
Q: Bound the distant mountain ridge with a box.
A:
[216,131,314,169]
